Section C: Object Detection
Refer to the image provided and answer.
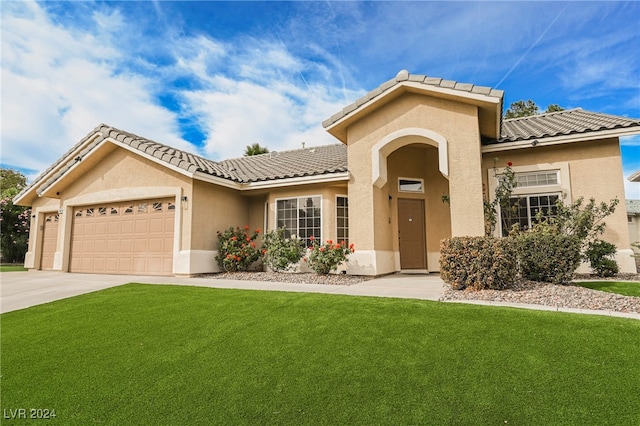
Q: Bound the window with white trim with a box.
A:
[501,194,560,236]
[276,196,321,247]
[336,196,349,245]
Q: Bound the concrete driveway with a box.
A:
[0,271,446,314]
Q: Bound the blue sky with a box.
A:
[2,1,639,197]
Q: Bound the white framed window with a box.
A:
[500,193,560,236]
[276,196,321,247]
[398,178,424,193]
[336,196,349,245]
[489,163,570,237]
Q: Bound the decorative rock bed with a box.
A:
[202,271,640,314]
[440,278,640,314]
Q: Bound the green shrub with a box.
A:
[262,228,305,272]
[440,237,516,290]
[215,226,261,272]
[305,237,354,274]
[584,239,619,277]
[514,232,581,284]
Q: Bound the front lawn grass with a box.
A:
[574,280,640,297]
[0,264,27,272]
[2,284,639,425]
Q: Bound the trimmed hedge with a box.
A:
[514,232,581,284]
[440,237,517,290]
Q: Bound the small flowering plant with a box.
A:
[215,225,261,272]
[262,227,305,272]
[305,236,355,274]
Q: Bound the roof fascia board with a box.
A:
[482,127,640,153]
[13,133,104,204]
[37,137,197,199]
[246,171,350,189]
[193,170,350,190]
[325,81,501,133]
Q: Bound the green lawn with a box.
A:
[574,281,640,297]
[0,264,27,272]
[2,284,639,425]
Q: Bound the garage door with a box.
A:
[70,198,175,275]
[40,213,60,270]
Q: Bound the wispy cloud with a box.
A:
[1,1,192,175]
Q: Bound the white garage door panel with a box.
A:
[70,198,175,275]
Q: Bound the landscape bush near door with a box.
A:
[440,237,516,290]
[514,232,581,284]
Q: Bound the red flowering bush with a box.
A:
[305,236,355,274]
[215,225,261,272]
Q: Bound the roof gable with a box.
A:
[323,70,504,142]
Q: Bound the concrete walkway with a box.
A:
[1,271,638,320]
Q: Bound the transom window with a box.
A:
[336,196,349,245]
[500,194,560,236]
[515,171,559,187]
[276,196,321,247]
[398,178,424,193]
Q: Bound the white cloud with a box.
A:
[1,1,195,174]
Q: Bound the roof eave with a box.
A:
[482,126,640,153]
[193,170,350,190]
[13,131,105,206]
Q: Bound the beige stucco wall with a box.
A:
[482,138,635,272]
[629,215,640,245]
[344,93,483,274]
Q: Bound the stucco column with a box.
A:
[448,138,485,236]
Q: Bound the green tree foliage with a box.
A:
[1,168,30,263]
[243,143,269,156]
[504,100,565,119]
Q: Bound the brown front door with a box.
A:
[398,198,427,270]
[40,213,59,270]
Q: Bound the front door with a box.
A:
[398,198,427,270]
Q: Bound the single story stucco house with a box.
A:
[15,70,640,276]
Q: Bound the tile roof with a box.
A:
[322,70,504,128]
[627,199,640,215]
[220,145,347,182]
[100,124,347,182]
[491,108,640,144]
[17,124,349,200]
